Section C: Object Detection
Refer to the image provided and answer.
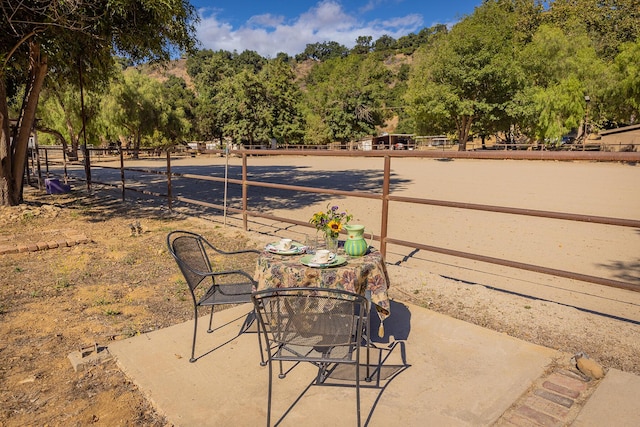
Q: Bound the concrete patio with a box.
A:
[106,299,640,426]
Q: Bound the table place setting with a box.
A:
[264,238,347,268]
[253,203,391,322]
[300,249,347,268]
[265,238,306,255]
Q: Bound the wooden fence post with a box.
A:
[119,145,125,201]
[166,150,172,210]
[242,153,248,231]
[380,155,391,257]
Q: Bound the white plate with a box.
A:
[300,254,345,268]
[265,242,305,255]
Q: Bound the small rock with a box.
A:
[574,352,605,379]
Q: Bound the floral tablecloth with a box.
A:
[253,249,391,320]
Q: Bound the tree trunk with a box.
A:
[37,126,69,150]
[10,41,48,204]
[456,115,473,151]
[133,131,140,159]
[0,76,17,206]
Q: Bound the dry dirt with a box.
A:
[1,188,639,426]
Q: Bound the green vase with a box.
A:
[344,224,369,257]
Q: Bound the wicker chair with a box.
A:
[167,230,263,363]
[252,287,370,426]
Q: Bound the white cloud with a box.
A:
[195,1,423,58]
[247,14,284,28]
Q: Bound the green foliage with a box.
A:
[303,55,390,143]
[512,24,606,142]
[295,41,350,61]
[544,0,640,60]
[10,0,640,159]
[610,38,640,122]
[1,0,197,205]
[262,60,306,144]
[405,1,521,148]
[188,52,304,145]
[99,68,194,150]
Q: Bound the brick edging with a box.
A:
[495,367,601,426]
[0,234,90,255]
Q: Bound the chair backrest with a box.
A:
[167,231,213,292]
[252,287,368,362]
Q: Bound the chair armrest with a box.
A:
[202,240,260,256]
[204,269,257,284]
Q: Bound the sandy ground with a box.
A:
[131,154,638,322]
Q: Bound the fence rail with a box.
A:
[32,145,640,296]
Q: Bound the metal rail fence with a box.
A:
[34,146,640,295]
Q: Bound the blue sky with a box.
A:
[190,0,481,57]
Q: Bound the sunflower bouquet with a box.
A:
[310,204,353,238]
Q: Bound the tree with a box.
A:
[100,69,193,156]
[511,24,606,143]
[160,74,196,142]
[261,60,305,145]
[405,1,521,150]
[352,36,373,55]
[187,50,236,142]
[37,75,106,158]
[216,69,271,145]
[295,41,350,62]
[373,35,397,52]
[609,38,640,124]
[1,0,196,206]
[304,55,390,143]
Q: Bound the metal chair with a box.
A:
[167,230,263,363]
[252,287,370,427]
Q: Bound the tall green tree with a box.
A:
[511,24,606,143]
[608,38,640,124]
[216,69,271,145]
[37,78,104,158]
[304,54,390,143]
[405,1,521,150]
[187,50,235,142]
[1,0,196,205]
[295,41,350,62]
[159,74,197,142]
[101,69,193,156]
[261,60,305,145]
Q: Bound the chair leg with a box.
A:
[190,310,199,363]
[356,353,361,427]
[254,310,267,366]
[365,339,371,382]
[267,358,273,427]
[207,306,215,333]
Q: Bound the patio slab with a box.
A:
[109,300,567,426]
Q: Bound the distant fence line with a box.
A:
[29,145,640,295]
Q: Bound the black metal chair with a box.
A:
[167,230,263,363]
[252,287,370,427]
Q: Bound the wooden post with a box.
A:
[380,155,391,257]
[119,145,125,201]
[242,153,248,230]
[166,150,172,210]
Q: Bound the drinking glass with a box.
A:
[304,234,317,254]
